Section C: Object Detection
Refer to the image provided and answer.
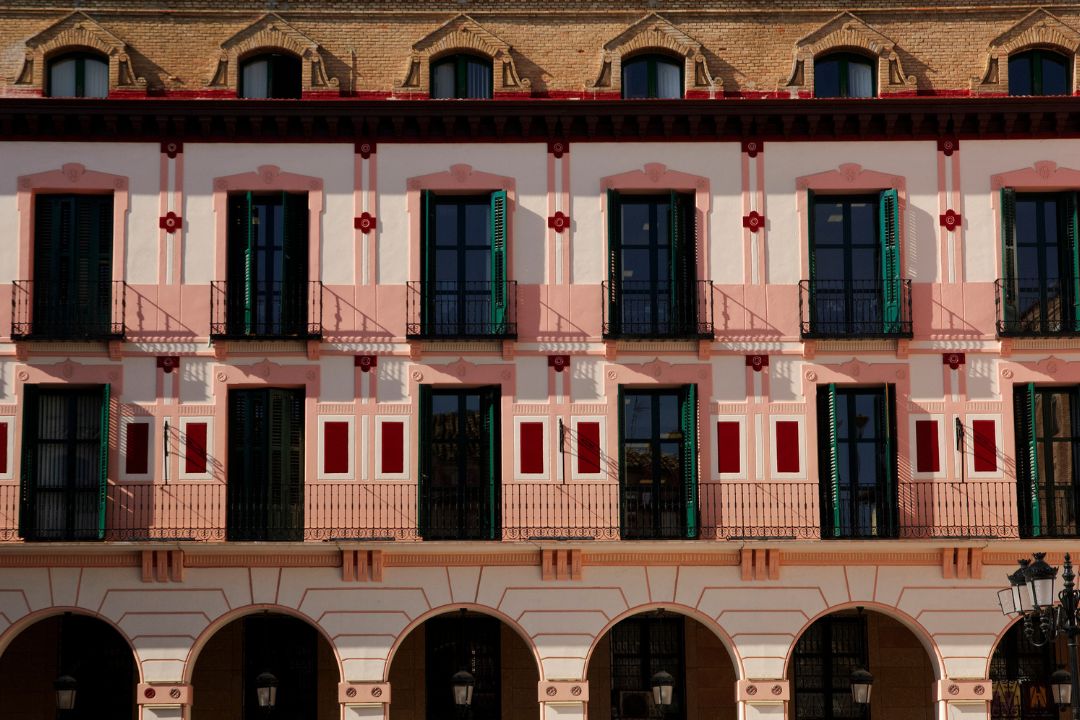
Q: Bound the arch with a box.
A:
[974,9,1080,95]
[208,13,338,95]
[0,606,140,678]
[984,615,1025,680]
[182,604,342,685]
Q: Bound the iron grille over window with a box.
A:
[793,614,870,720]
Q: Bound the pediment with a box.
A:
[411,14,511,59]
[602,13,702,57]
[794,12,896,57]
[25,11,126,57]
[988,8,1080,54]
[219,13,321,58]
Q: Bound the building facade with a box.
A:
[0,3,1079,720]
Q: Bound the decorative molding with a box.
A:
[740,548,781,581]
[0,553,141,567]
[384,553,539,567]
[941,547,983,580]
[184,553,340,568]
[137,684,192,706]
[589,13,718,96]
[17,11,146,93]
[738,679,789,703]
[209,13,339,94]
[974,9,1080,95]
[541,548,582,581]
[539,681,589,703]
[141,549,184,583]
[342,549,383,582]
[340,682,390,705]
[933,680,992,703]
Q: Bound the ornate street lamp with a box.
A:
[850,668,874,705]
[54,675,77,711]
[1052,668,1072,709]
[998,563,1029,616]
[255,672,278,710]
[651,671,675,709]
[452,670,475,707]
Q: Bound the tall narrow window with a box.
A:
[239,53,302,99]
[227,388,304,541]
[609,614,686,720]
[817,384,897,539]
[814,53,876,98]
[242,615,318,719]
[1014,384,1080,538]
[606,191,701,338]
[805,191,906,338]
[1009,50,1071,96]
[418,386,500,540]
[793,614,870,720]
[990,622,1061,720]
[19,385,110,541]
[430,54,493,99]
[47,53,108,98]
[218,192,312,338]
[425,614,501,720]
[414,192,512,338]
[998,190,1080,336]
[27,194,116,340]
[619,386,697,540]
[621,54,684,99]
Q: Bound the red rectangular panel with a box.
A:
[775,421,800,474]
[577,422,601,474]
[324,421,350,474]
[520,422,545,474]
[125,422,150,475]
[184,422,208,475]
[0,422,8,475]
[915,420,940,473]
[381,421,404,474]
[717,421,740,474]
[973,420,997,472]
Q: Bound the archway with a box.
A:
[387,609,541,720]
[0,612,137,719]
[190,611,339,719]
[989,619,1067,720]
[586,609,738,720]
[787,608,935,720]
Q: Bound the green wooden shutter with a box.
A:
[1015,382,1041,537]
[227,390,254,540]
[617,385,626,535]
[421,190,435,335]
[266,389,303,541]
[483,388,500,540]
[806,190,817,330]
[607,189,621,335]
[282,192,310,336]
[879,189,901,333]
[1067,192,1080,331]
[226,192,254,335]
[818,383,841,538]
[490,190,508,333]
[880,384,896,537]
[680,384,699,539]
[33,196,63,336]
[18,385,40,539]
[96,383,111,539]
[77,196,113,337]
[1001,188,1018,326]
[417,385,431,537]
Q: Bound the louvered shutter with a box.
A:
[879,189,901,333]
[1014,383,1041,537]
[1001,188,1018,326]
[880,384,896,537]
[483,388,500,540]
[818,383,842,538]
[78,196,113,337]
[417,385,431,537]
[226,192,254,335]
[282,192,310,336]
[18,385,39,539]
[669,192,696,336]
[617,385,626,535]
[227,390,253,539]
[490,190,508,333]
[421,190,435,335]
[32,196,63,336]
[94,384,111,539]
[806,190,817,331]
[1067,192,1080,331]
[680,384,699,539]
[267,389,304,541]
[607,189,621,335]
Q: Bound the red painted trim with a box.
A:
[520,422,544,474]
[775,421,800,474]
[381,421,404,475]
[972,420,997,472]
[717,422,740,474]
[915,420,940,474]
[324,421,350,475]
[125,422,150,475]
[577,422,601,475]
[184,422,208,475]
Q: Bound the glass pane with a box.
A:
[849,202,876,245]
[1009,54,1033,96]
[623,394,652,440]
[434,249,457,282]
[853,394,878,438]
[463,202,491,246]
[624,443,652,486]
[83,58,108,98]
[621,248,651,281]
[434,203,459,246]
[658,394,680,438]
[49,58,78,97]
[814,202,845,246]
[814,58,841,97]
[464,250,491,282]
[1041,53,1069,96]
[464,57,492,99]
[241,59,270,99]
[655,59,682,98]
[847,59,874,97]
[621,202,652,246]
[431,60,456,99]
[622,58,650,98]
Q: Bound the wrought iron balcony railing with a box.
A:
[11,279,126,341]
[995,277,1080,337]
[210,280,323,340]
[406,280,518,339]
[602,280,714,339]
[799,278,913,339]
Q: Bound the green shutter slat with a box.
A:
[421,191,435,336]
[1067,192,1080,332]
[282,192,310,336]
[681,384,698,539]
[490,190,508,332]
[669,191,682,333]
[1019,383,1042,537]
[819,383,841,538]
[880,384,896,537]
[18,385,39,539]
[244,192,255,334]
[607,189,621,335]
[97,383,110,539]
[807,190,817,328]
[879,189,901,334]
[417,385,431,537]
[617,385,626,536]
[484,388,500,540]
[1001,188,1018,326]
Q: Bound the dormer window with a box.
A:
[621,54,683,99]
[47,52,108,98]
[430,54,492,99]
[1009,49,1071,96]
[239,53,302,99]
[814,52,876,98]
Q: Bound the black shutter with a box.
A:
[226,192,253,335]
[18,385,39,539]
[282,192,309,336]
[607,189,621,335]
[417,385,431,537]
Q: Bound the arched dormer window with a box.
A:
[47,52,108,98]
[430,53,492,99]
[1009,49,1071,96]
[814,52,876,98]
[621,53,684,99]
[239,52,302,99]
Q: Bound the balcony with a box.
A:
[11,279,126,341]
[995,277,1080,337]
[798,278,913,339]
[602,280,714,339]
[406,280,518,339]
[0,480,1025,543]
[210,280,323,340]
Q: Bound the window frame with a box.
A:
[238,52,303,99]
[1008,48,1072,96]
[620,53,685,99]
[1014,383,1080,538]
[46,51,109,98]
[792,614,871,720]
[608,614,687,720]
[429,53,494,99]
[813,51,877,98]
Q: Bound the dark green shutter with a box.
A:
[490,190,508,332]
[1067,192,1080,331]
[18,384,39,538]
[227,192,254,335]
[417,385,431,536]
[1001,188,1018,325]
[879,189,901,333]
[617,385,626,535]
[96,383,111,539]
[1015,382,1041,537]
[680,384,698,539]
[607,189,621,335]
[282,192,309,335]
[807,190,817,328]
[669,192,695,335]
[819,383,841,538]
[266,389,303,541]
[880,384,896,537]
[483,388,500,540]
[421,190,435,335]
[227,390,253,539]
